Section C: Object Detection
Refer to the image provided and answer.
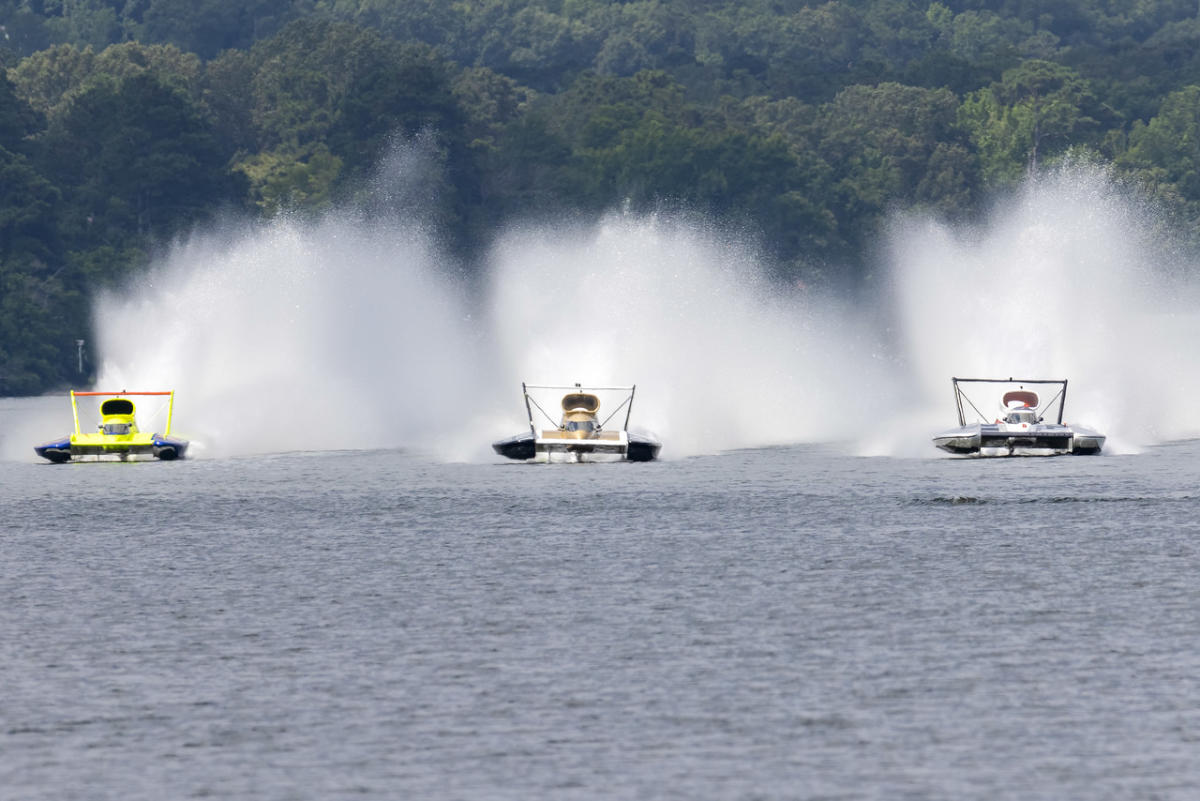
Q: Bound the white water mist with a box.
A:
[91,210,883,460]
[82,159,1200,462]
[485,213,886,457]
[93,213,479,458]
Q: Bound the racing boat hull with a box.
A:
[626,436,662,462]
[492,431,661,463]
[494,383,662,463]
[35,434,189,462]
[933,423,1104,456]
[492,433,537,461]
[933,378,1106,457]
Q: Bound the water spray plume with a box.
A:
[486,213,884,457]
[93,213,478,458]
[83,158,1200,461]
[885,163,1200,453]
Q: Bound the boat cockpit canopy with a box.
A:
[1002,390,1038,409]
[561,393,600,413]
[100,398,135,416]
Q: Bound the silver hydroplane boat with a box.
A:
[932,377,1105,456]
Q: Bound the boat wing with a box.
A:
[521,383,639,433]
[950,378,1067,426]
[71,390,178,436]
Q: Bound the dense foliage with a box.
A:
[4,0,1200,393]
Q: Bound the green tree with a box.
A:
[9,41,206,127]
[138,0,304,58]
[242,20,456,153]
[236,144,343,215]
[0,147,59,262]
[470,2,602,91]
[229,19,475,224]
[312,0,458,50]
[1118,85,1200,234]
[817,81,977,255]
[326,42,464,180]
[452,66,533,153]
[39,71,233,258]
[7,43,97,118]
[0,147,78,396]
[93,42,205,97]
[959,59,1097,183]
[0,66,77,395]
[1123,85,1200,197]
[41,0,121,50]
[696,3,866,102]
[0,261,86,395]
[0,3,53,57]
[485,109,583,219]
[201,47,259,156]
[0,67,43,149]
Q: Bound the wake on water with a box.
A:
[77,161,1200,461]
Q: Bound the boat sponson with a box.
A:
[153,438,188,459]
[627,437,661,461]
[493,433,537,460]
[1071,432,1105,455]
[34,437,73,463]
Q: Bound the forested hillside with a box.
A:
[4,0,1200,394]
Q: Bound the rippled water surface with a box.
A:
[3,397,1200,800]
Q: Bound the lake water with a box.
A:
[3,395,1199,800]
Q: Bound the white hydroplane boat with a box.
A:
[493,383,661,462]
[932,378,1105,456]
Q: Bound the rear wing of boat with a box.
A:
[70,390,177,436]
[950,378,1066,426]
[521,383,638,435]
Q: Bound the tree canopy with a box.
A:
[5,0,1200,392]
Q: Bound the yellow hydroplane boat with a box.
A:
[34,390,189,463]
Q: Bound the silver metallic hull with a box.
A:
[933,423,1105,456]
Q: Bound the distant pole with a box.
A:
[76,339,84,373]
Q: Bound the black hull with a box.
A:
[492,433,537,461]
[154,439,188,460]
[492,432,661,462]
[35,445,72,463]
[627,437,661,462]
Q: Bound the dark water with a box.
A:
[3,408,1200,800]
